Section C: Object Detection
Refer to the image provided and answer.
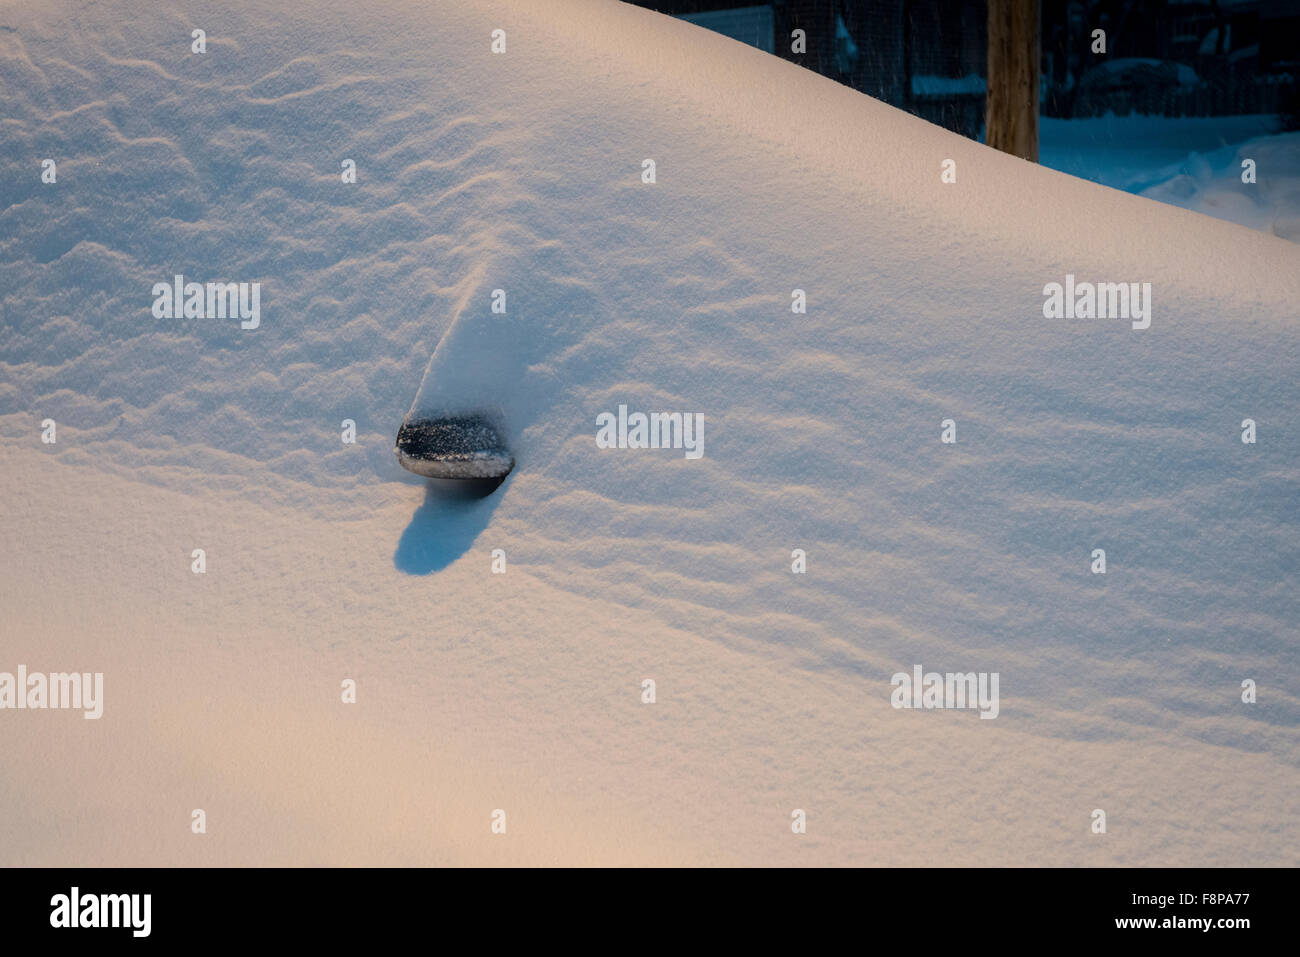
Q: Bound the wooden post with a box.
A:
[986,0,1040,161]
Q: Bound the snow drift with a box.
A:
[1,0,1297,865]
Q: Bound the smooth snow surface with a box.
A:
[1,0,1298,865]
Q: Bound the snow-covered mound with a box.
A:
[1,0,1297,866]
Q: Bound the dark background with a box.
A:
[622,1,1300,139]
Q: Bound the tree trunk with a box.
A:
[986,0,1039,161]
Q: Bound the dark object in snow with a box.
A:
[395,414,514,481]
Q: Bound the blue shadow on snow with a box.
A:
[393,476,507,575]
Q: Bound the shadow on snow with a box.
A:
[393,475,507,575]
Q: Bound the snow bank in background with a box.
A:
[1140,129,1300,242]
[911,73,986,97]
[1,0,1298,865]
[1080,58,1201,89]
[1041,114,1300,241]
